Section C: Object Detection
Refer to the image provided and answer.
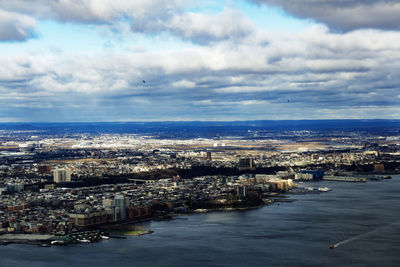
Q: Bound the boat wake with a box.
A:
[331,221,400,249]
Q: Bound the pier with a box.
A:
[323,176,366,182]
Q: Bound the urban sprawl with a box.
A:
[0,129,399,245]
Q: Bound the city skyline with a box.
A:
[1,0,400,122]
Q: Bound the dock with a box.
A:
[323,176,366,182]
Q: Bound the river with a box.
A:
[1,176,400,267]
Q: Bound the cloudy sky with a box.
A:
[0,0,399,122]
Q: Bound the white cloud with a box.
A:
[0,0,187,41]
[0,20,400,120]
[172,80,196,88]
[167,9,255,43]
[0,0,258,44]
[0,0,187,23]
[0,9,37,41]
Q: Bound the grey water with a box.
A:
[1,176,400,267]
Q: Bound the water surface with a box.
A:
[1,176,399,267]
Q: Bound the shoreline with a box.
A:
[0,187,333,247]
[0,201,273,246]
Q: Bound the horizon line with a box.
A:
[0,119,400,124]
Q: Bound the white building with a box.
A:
[53,169,71,183]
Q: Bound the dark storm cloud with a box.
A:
[250,0,400,31]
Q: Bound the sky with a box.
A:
[0,0,399,122]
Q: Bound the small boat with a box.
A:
[51,240,67,246]
[318,187,331,192]
[101,236,109,240]
[330,244,335,249]
[77,239,90,243]
[194,209,207,213]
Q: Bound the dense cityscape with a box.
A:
[2,0,400,265]
[0,122,399,246]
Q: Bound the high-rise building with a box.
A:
[238,158,255,170]
[114,195,127,221]
[103,199,118,222]
[53,169,71,183]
